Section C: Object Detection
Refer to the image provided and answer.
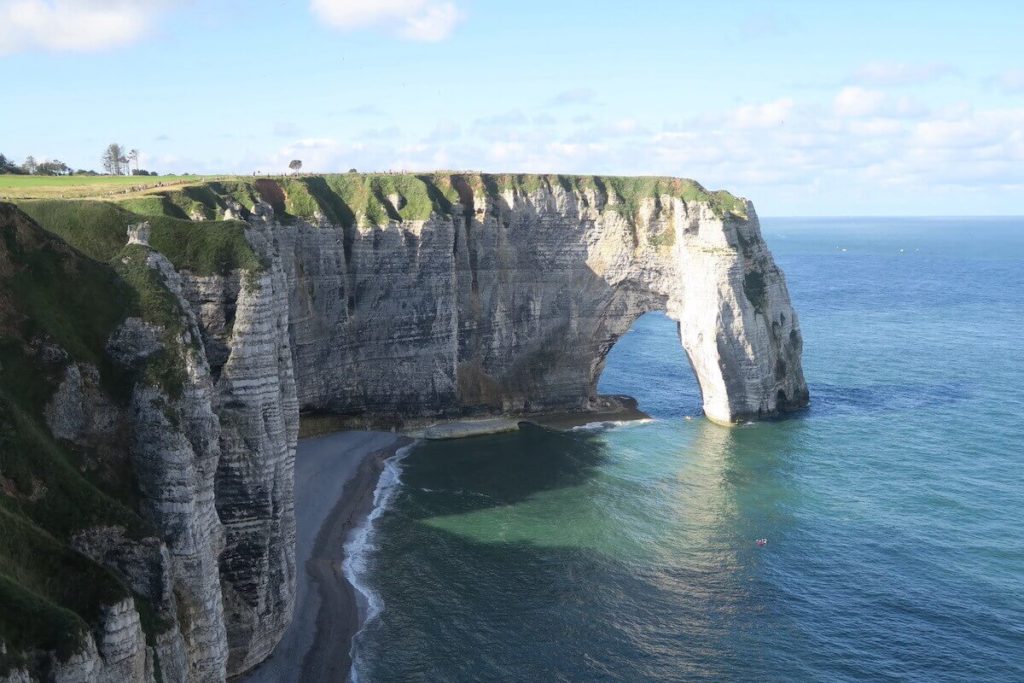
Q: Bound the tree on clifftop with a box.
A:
[36,159,71,176]
[289,159,302,175]
[102,143,128,175]
[0,154,25,174]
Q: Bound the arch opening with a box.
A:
[594,311,702,420]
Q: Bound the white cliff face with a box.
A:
[253,178,807,425]
[672,201,807,422]
[122,245,299,679]
[124,252,230,681]
[5,598,153,683]
[70,527,190,683]
[181,266,299,675]
[14,249,231,681]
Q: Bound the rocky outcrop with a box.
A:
[122,251,229,680]
[120,238,299,678]
[180,267,298,675]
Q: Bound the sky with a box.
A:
[2,0,1023,215]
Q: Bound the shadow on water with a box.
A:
[397,423,614,519]
[359,420,816,682]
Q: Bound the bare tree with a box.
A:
[102,143,128,175]
[288,159,302,175]
[128,149,139,173]
[23,156,37,174]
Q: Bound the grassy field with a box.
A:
[0,174,234,200]
[1,172,749,221]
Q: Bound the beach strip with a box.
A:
[239,431,412,683]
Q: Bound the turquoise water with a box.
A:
[351,218,1024,682]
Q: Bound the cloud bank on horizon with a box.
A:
[1,0,1022,215]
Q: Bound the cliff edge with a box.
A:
[231,173,807,424]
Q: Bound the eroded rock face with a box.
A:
[182,267,298,675]
[10,226,296,682]
[255,182,807,424]
[127,253,229,680]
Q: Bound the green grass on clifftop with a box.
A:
[9,173,748,228]
[16,172,744,225]
[18,199,262,276]
[603,176,748,221]
[112,244,190,398]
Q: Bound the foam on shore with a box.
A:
[344,442,417,682]
[569,417,657,432]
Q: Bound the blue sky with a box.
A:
[2,0,1023,215]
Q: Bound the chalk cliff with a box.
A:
[249,174,806,424]
[0,202,295,682]
[0,173,806,681]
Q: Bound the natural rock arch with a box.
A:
[570,195,809,424]
[245,175,808,424]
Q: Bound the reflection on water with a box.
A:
[356,416,814,681]
[417,420,802,564]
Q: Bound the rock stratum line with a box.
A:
[0,173,806,682]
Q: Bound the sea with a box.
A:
[346,217,1024,682]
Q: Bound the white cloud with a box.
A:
[310,0,463,42]
[833,87,887,118]
[241,87,1024,213]
[564,118,650,144]
[399,2,459,41]
[845,118,905,136]
[732,98,794,128]
[0,0,173,55]
[850,61,955,86]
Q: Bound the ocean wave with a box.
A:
[569,417,656,432]
[345,442,417,683]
